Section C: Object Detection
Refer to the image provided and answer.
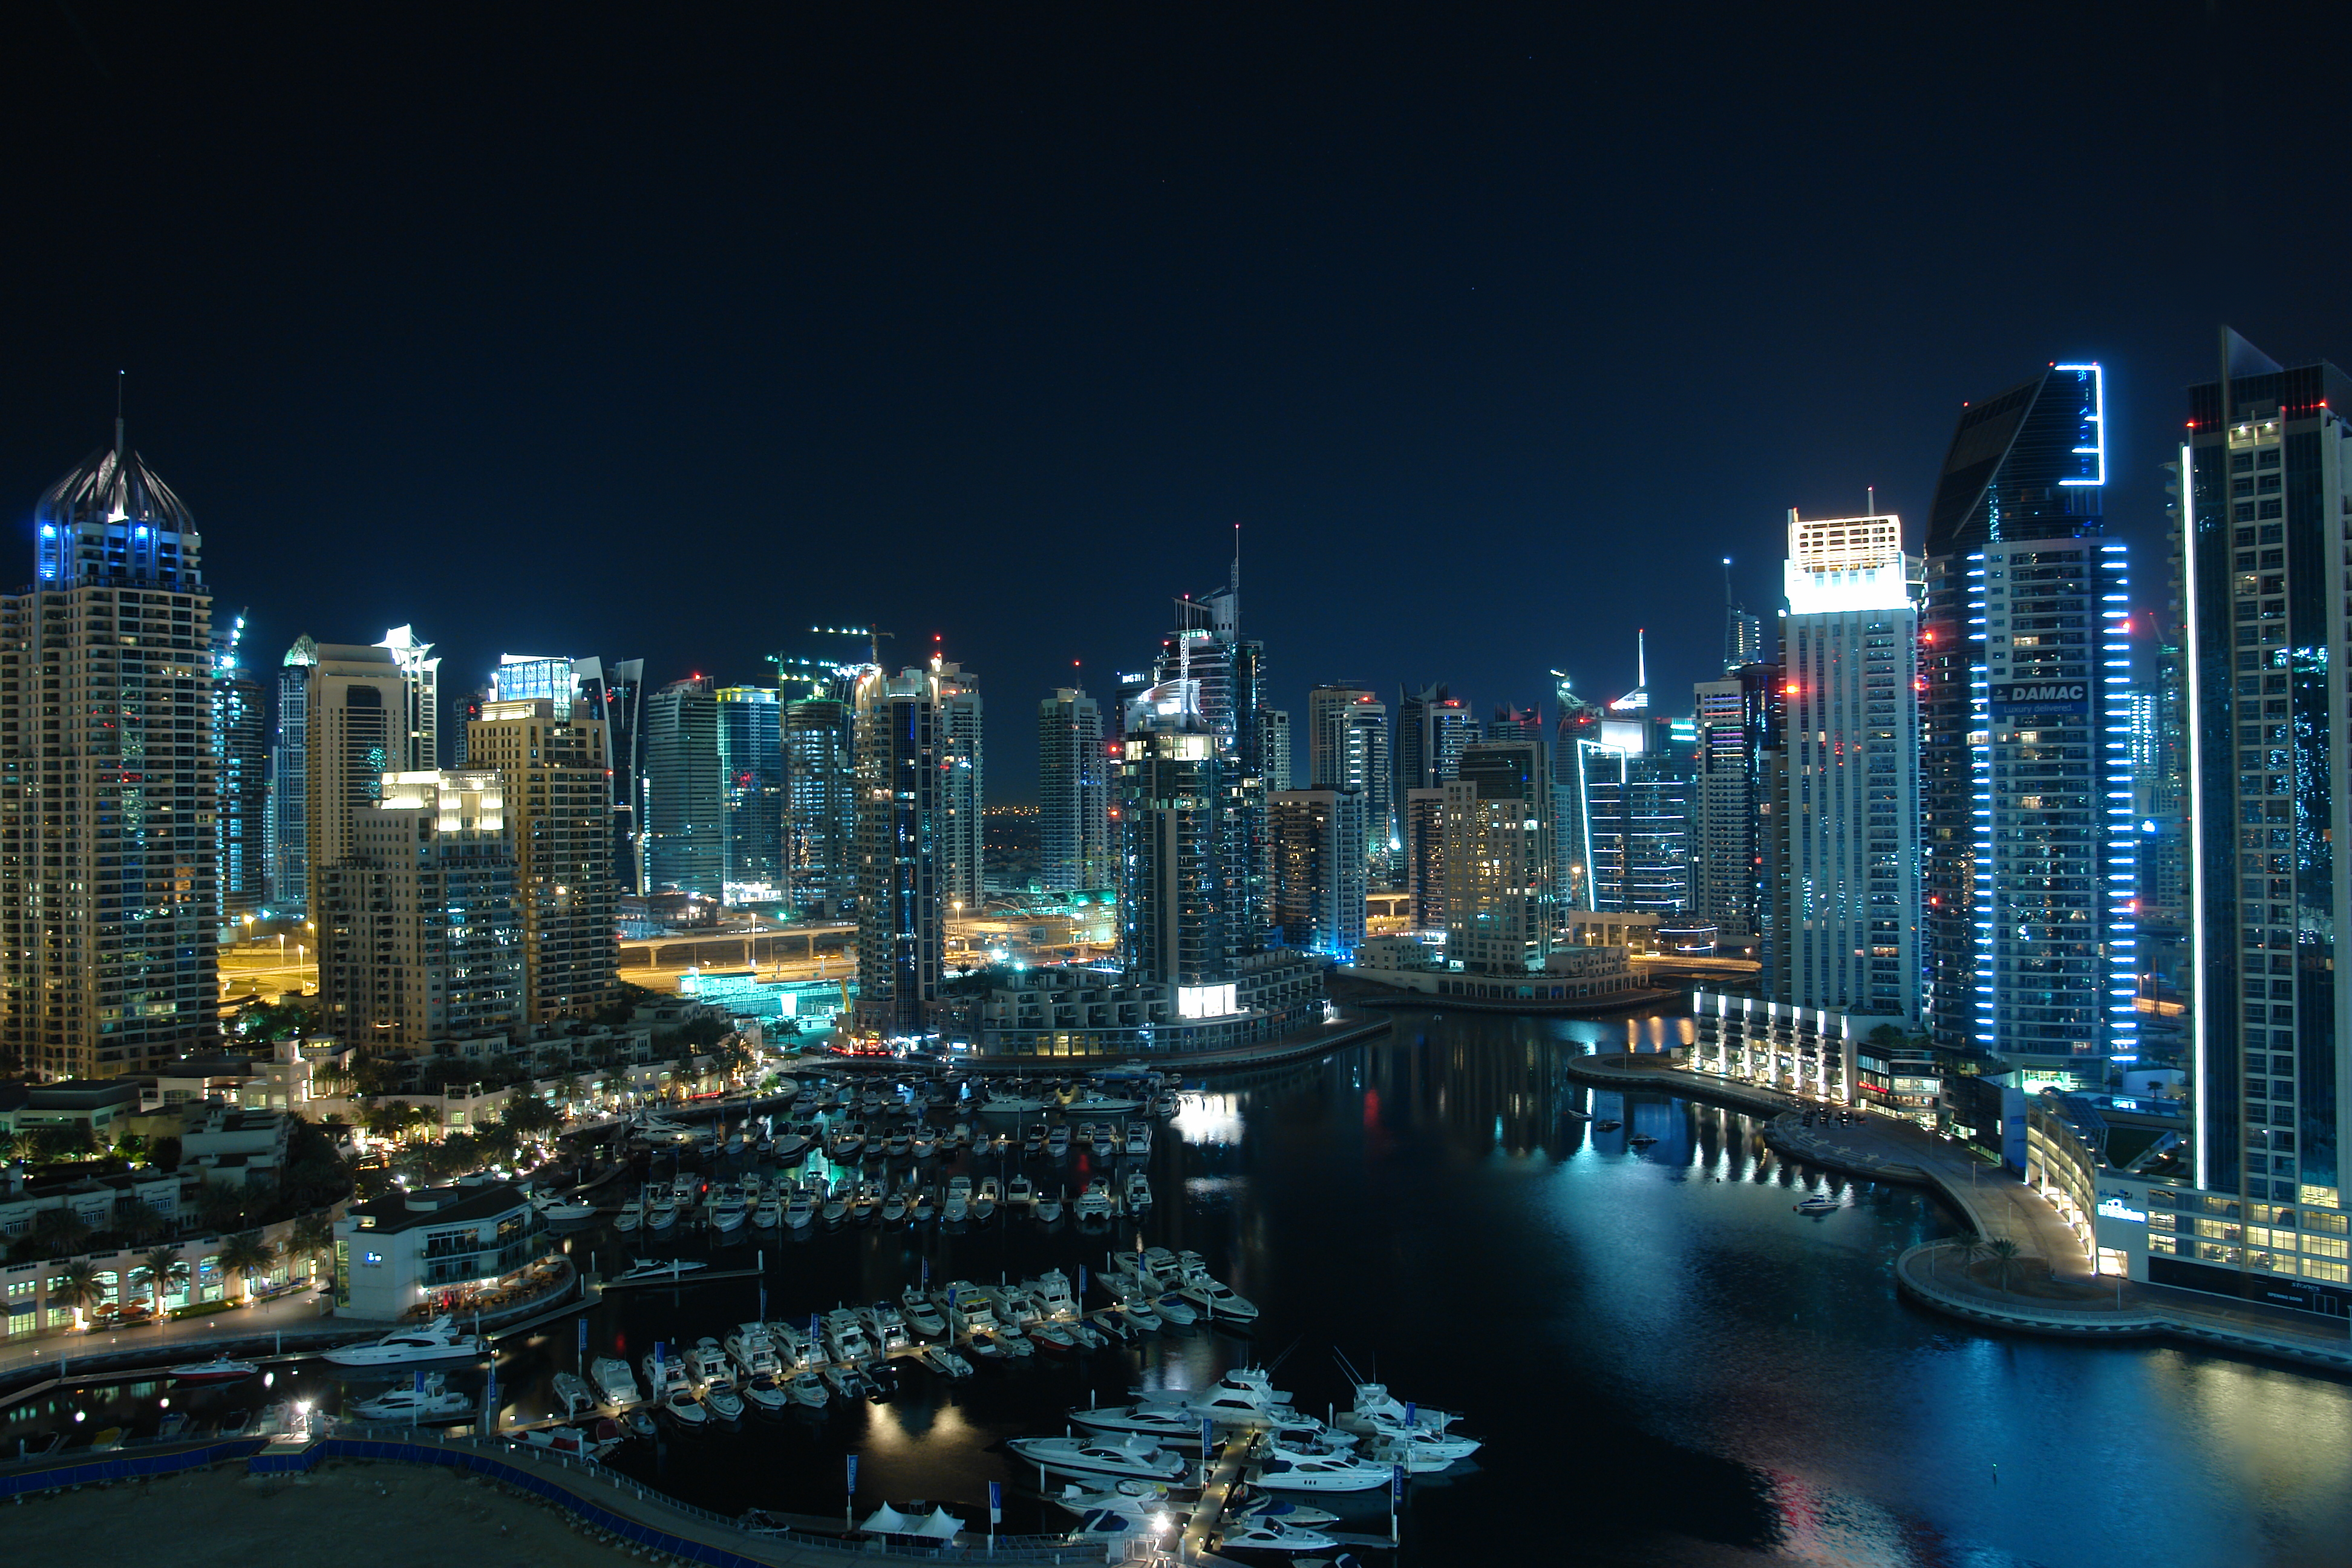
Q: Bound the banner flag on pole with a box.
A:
[988,1481,1002,1524]
[413,1370,425,1392]
[1391,1463,1405,1503]
[846,1452,858,1494]
[1405,1400,1416,1425]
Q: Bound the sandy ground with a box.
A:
[4,1457,627,1567]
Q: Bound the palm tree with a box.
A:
[111,1195,165,1245]
[134,1245,189,1316]
[599,1068,630,1107]
[286,1213,336,1284]
[554,1074,583,1115]
[48,1259,108,1328]
[215,1230,278,1302]
[1985,1236,2022,1294]
[30,1206,91,1259]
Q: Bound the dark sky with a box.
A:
[7,4,2348,799]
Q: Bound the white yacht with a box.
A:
[322,1316,483,1368]
[699,1378,746,1422]
[643,1351,692,1402]
[752,1191,783,1228]
[1034,1187,1065,1223]
[710,1187,748,1233]
[1031,1267,1081,1321]
[686,1338,731,1387]
[1005,1434,1187,1483]
[783,1371,829,1407]
[1007,1173,1035,1209]
[901,1286,949,1339]
[973,1177,1000,1221]
[725,1324,782,1379]
[616,1257,707,1283]
[1074,1179,1114,1220]
[1339,1379,1468,1436]
[613,1199,643,1233]
[589,1357,640,1407]
[1170,1253,1258,1321]
[350,1371,473,1422]
[646,1193,678,1230]
[1046,1125,1073,1158]
[918,1345,975,1378]
[821,1307,876,1367]
[1251,1442,1394,1492]
[1122,1122,1153,1159]
[977,1089,1048,1117]
[1215,1519,1341,1555]
[1065,1091,1143,1116]
[1122,1174,1152,1214]
[532,1188,598,1223]
[661,1387,708,1426]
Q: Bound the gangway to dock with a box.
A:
[1179,1428,1259,1564]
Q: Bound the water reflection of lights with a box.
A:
[1172,1093,1243,1146]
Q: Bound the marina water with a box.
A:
[10,1006,2351,1566]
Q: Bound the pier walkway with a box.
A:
[1180,1428,1258,1566]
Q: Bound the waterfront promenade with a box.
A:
[1564,1051,2352,1374]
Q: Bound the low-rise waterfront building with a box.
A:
[1686,991,1912,1106]
[972,950,1324,1059]
[333,1178,550,1321]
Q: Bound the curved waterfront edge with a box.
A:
[1560,1053,2352,1377]
[965,1009,1394,1076]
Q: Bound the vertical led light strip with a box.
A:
[2056,364,2106,486]
[2181,440,2207,1192]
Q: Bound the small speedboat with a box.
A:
[1596,1119,1622,1132]
[1794,1195,1840,1215]
[1628,1132,1658,1148]
[350,1372,474,1422]
[168,1354,258,1383]
[919,1345,975,1379]
[616,1257,708,1283]
[662,1389,708,1427]
[1216,1519,1341,1555]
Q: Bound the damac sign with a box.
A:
[1991,681,2089,717]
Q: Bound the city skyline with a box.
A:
[11,10,2347,800]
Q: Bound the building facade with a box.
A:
[1921,362,2135,1074]
[210,612,269,924]
[318,769,521,1053]
[936,660,984,913]
[1038,686,1110,892]
[1308,685,1390,879]
[1442,738,1555,974]
[465,699,619,1024]
[1688,666,1776,944]
[1774,510,1921,1021]
[1269,788,1368,959]
[783,696,855,918]
[267,636,315,916]
[1402,786,1446,931]
[852,667,944,1034]
[643,676,720,899]
[305,633,437,916]
[714,685,782,898]
[0,425,218,1078]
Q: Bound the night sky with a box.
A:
[7,4,2348,798]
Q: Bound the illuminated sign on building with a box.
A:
[2096,1188,2147,1224]
[1990,681,2090,717]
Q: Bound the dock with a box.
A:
[1180,1429,1258,1563]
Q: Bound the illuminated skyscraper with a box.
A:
[1269,788,1367,958]
[467,699,619,1024]
[783,696,855,917]
[1148,556,1270,950]
[852,667,944,1034]
[1039,686,1109,892]
[1690,665,1777,946]
[211,613,269,924]
[268,636,316,915]
[1396,684,1475,799]
[1259,709,1292,792]
[2182,339,2352,1209]
[1442,739,1555,974]
[0,423,217,1077]
[1402,788,1446,930]
[318,769,521,1051]
[1308,685,1391,880]
[936,659,984,910]
[1921,362,2134,1073]
[715,685,783,897]
[643,676,720,898]
[1771,511,1919,1019]
[306,636,436,916]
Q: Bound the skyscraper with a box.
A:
[375,625,441,771]
[0,423,218,1078]
[1148,558,1270,951]
[783,696,855,917]
[1921,362,2134,1072]
[466,698,619,1024]
[267,636,315,916]
[318,769,521,1051]
[1771,510,1920,1019]
[715,685,783,897]
[936,659,984,910]
[1396,684,1475,800]
[1308,685,1391,880]
[1582,651,1691,918]
[643,676,721,898]
[1119,708,1233,988]
[1269,788,1367,958]
[1038,687,1109,892]
[1259,708,1292,792]
[574,657,645,895]
[1402,788,1447,930]
[211,612,269,924]
[304,640,425,917]
[1442,739,1555,975]
[1689,665,1777,946]
[2183,338,2352,1207]
[852,666,944,1034]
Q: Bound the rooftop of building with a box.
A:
[343,1178,530,1236]
[37,432,195,532]
[0,1080,146,1112]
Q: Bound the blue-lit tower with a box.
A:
[1921,363,2135,1076]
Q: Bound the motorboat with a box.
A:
[819,1362,868,1401]
[726,1324,783,1379]
[1007,1173,1035,1209]
[1123,1122,1153,1158]
[918,1345,974,1378]
[1628,1132,1658,1148]
[851,1181,880,1224]
[784,1371,829,1407]
[1225,1488,1340,1529]
[686,1338,731,1387]
[1338,1377,1468,1436]
[614,1200,643,1233]
[977,1089,1048,1117]
[831,1122,867,1159]
[725,1129,745,1157]
[902,1286,949,1338]
[742,1373,791,1412]
[1067,1091,1143,1117]
[1359,1422,1480,1469]
[532,1189,598,1223]
[699,1378,746,1421]
[972,1177,999,1222]
[1068,1402,1205,1443]
[1005,1434,1189,1483]
[785,1189,817,1229]
[883,1129,912,1158]
[861,1299,912,1354]
[947,1121,972,1150]
[1122,1174,1152,1214]
[1046,1124,1073,1158]
[1215,1519,1341,1555]
[616,1257,708,1283]
[1795,1195,1840,1215]
[1074,1179,1114,1221]
[1171,1253,1258,1321]
[590,1357,641,1407]
[822,1307,877,1367]
[350,1371,473,1422]
[1031,1267,1081,1321]
[1252,1442,1394,1491]
[662,1388,708,1426]
[1034,1187,1065,1223]
[946,1174,972,1204]
[752,1192,783,1228]
[910,1186,938,1223]
[1113,1296,1163,1333]
[710,1189,748,1233]
[881,1190,907,1223]
[554,1371,598,1419]
[322,1316,484,1368]
[1042,1480,1179,1524]
[647,1194,679,1230]
[819,1180,848,1226]
[1596,1119,1622,1132]
[623,1408,658,1440]
[771,1132,811,1164]
[167,1354,258,1383]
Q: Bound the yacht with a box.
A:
[1121,1122,1152,1158]
[613,1197,643,1233]
[322,1316,484,1368]
[616,1256,707,1283]
[699,1378,746,1422]
[898,1286,948,1339]
[1034,1187,1065,1223]
[1795,1194,1840,1215]
[726,1324,783,1380]
[1251,1442,1394,1492]
[742,1373,792,1413]
[662,1387,708,1427]
[532,1189,598,1223]
[646,1192,679,1230]
[589,1357,641,1407]
[861,1298,912,1354]
[766,1321,814,1370]
[1215,1520,1341,1555]
[977,1088,1048,1117]
[1595,1119,1622,1132]
[1065,1091,1144,1117]
[1068,1402,1204,1442]
[881,1189,907,1223]
[686,1338,731,1387]
[554,1371,598,1419]
[1046,1124,1073,1158]
[821,1183,850,1227]
[1338,1379,1468,1436]
[1358,1422,1481,1468]
[910,1186,938,1223]
[821,1307,877,1367]
[643,1349,693,1402]
[1031,1267,1081,1321]
[783,1371,829,1407]
[918,1345,975,1378]
[350,1372,473,1422]
[947,1121,973,1150]
[911,1129,938,1159]
[1007,1173,1035,1209]
[1005,1434,1187,1483]
[771,1131,811,1164]
[831,1122,867,1159]
[1628,1132,1658,1148]
[1170,1253,1258,1321]
[784,1188,817,1230]
[710,1187,748,1233]
[167,1354,258,1383]
[1021,1122,1047,1154]
[1074,1179,1114,1221]
[1122,1174,1152,1214]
